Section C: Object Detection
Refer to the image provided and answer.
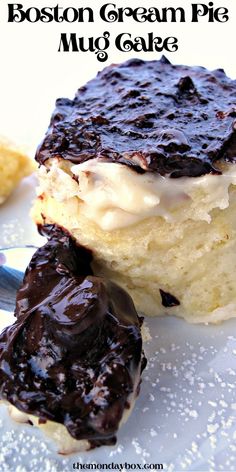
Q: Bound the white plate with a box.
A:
[0,178,236,472]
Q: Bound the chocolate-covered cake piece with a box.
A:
[0,226,146,451]
[32,59,236,324]
[36,56,236,178]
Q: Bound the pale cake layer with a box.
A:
[0,138,35,204]
[32,158,236,324]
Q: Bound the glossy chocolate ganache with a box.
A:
[0,226,146,447]
[36,56,236,177]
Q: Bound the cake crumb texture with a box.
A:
[33,180,236,323]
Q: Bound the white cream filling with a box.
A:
[37,158,236,231]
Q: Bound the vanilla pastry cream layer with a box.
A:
[32,158,236,323]
[36,158,236,231]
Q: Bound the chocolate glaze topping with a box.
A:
[0,226,146,447]
[36,56,236,177]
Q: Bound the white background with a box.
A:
[0,0,235,156]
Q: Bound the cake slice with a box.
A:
[32,57,236,323]
[0,226,146,454]
[0,137,35,204]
